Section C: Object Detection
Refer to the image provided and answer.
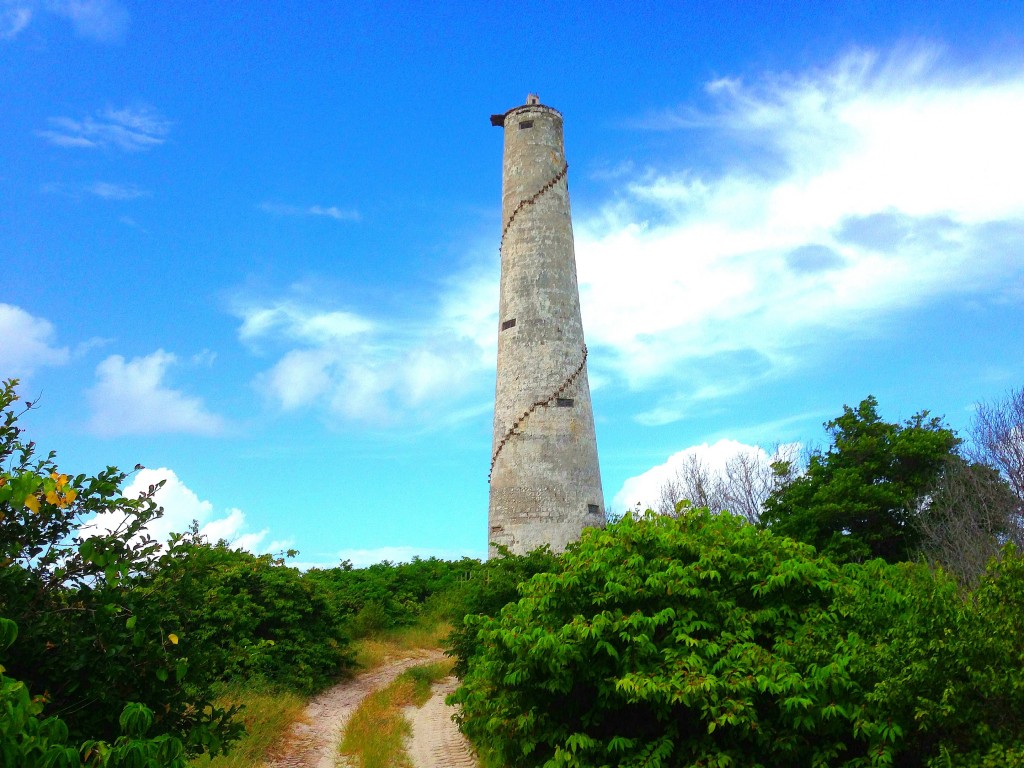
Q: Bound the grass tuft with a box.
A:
[338,659,454,768]
[189,680,305,768]
[352,619,452,671]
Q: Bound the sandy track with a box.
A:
[261,649,444,768]
[404,676,478,768]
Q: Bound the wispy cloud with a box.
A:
[41,180,149,200]
[48,0,128,42]
[235,268,497,425]
[87,350,226,436]
[1,5,31,39]
[0,303,70,376]
[258,202,361,222]
[88,181,149,199]
[239,47,1024,432]
[37,105,170,151]
[574,46,1024,424]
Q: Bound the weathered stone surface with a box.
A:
[488,97,605,557]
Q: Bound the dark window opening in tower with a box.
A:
[588,504,600,515]
[501,318,517,330]
[556,398,574,407]
[519,120,534,130]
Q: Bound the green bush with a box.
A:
[306,556,482,633]
[451,510,1024,767]
[0,617,189,767]
[446,544,560,679]
[145,532,354,694]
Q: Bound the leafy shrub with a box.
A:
[0,617,189,767]
[306,556,482,633]
[451,510,1024,767]
[446,544,560,679]
[145,532,355,694]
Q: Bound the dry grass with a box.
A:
[189,681,305,768]
[338,659,454,768]
[352,620,452,671]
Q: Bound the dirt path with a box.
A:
[403,676,478,768]
[261,649,444,768]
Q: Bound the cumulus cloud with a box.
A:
[0,303,70,376]
[611,438,798,515]
[87,350,226,436]
[86,467,288,553]
[259,202,361,222]
[37,105,170,151]
[576,46,1024,423]
[236,268,497,424]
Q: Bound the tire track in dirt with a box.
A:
[261,649,444,768]
[404,676,478,768]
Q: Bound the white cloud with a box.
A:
[88,181,149,200]
[236,268,497,424]
[87,350,226,436]
[38,105,169,151]
[258,202,361,222]
[47,0,128,43]
[611,439,796,514]
[0,303,70,376]
[1,5,31,39]
[86,467,284,553]
[576,47,1024,421]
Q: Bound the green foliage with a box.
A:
[761,395,961,562]
[452,510,1024,768]
[445,544,561,679]
[305,555,481,635]
[1,617,188,767]
[145,532,354,694]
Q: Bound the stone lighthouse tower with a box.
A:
[487,94,605,557]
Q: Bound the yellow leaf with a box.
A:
[168,633,179,645]
[50,472,59,480]
[56,474,68,489]
[24,495,39,513]
[46,491,59,505]
[65,489,78,503]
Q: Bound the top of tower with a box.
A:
[490,94,561,127]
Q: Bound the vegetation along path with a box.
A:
[261,648,475,768]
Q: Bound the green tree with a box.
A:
[761,395,960,562]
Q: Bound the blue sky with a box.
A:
[3,1,1023,566]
